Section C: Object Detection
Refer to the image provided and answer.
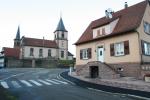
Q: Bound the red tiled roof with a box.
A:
[3,47,20,59]
[22,37,58,48]
[75,0,148,45]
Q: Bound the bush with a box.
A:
[58,60,75,67]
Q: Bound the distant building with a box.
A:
[75,0,150,79]
[0,17,74,67]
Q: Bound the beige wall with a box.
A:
[137,3,150,63]
[22,46,58,59]
[76,32,141,65]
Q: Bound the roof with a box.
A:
[75,0,148,45]
[3,47,20,59]
[15,26,20,40]
[68,51,74,56]
[22,37,58,48]
[54,17,68,32]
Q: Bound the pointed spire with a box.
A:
[15,26,20,40]
[54,17,68,33]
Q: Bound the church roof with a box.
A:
[54,17,68,32]
[22,37,58,48]
[15,26,20,40]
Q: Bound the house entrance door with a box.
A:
[97,47,104,62]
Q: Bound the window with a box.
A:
[62,41,64,47]
[82,49,88,59]
[48,49,51,57]
[110,41,129,56]
[102,28,106,35]
[61,51,64,58]
[114,42,124,56]
[80,48,92,60]
[144,21,150,34]
[97,29,100,36]
[62,33,64,39]
[30,48,34,56]
[39,49,43,57]
[144,42,150,55]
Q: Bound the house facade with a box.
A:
[0,17,74,67]
[75,0,150,79]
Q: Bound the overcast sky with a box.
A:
[0,0,144,56]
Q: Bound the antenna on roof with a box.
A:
[105,8,114,19]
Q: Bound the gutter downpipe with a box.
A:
[136,30,143,78]
[136,31,143,65]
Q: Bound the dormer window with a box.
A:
[102,28,106,35]
[97,29,100,36]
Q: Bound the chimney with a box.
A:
[125,2,128,9]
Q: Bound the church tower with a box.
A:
[54,17,68,60]
[14,26,21,48]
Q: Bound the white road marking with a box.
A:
[11,81,21,88]
[52,79,68,84]
[29,80,42,86]
[45,79,60,84]
[1,81,9,89]
[38,79,52,85]
[20,80,32,87]
[0,71,34,81]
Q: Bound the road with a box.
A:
[0,68,142,100]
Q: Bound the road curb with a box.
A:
[60,71,150,99]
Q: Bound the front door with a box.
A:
[97,47,104,62]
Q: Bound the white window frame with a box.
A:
[144,42,150,55]
[82,49,88,59]
[144,21,150,34]
[114,42,124,56]
[30,48,34,56]
[48,49,51,57]
[39,49,43,57]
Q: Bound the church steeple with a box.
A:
[14,26,21,48]
[54,17,68,33]
[54,17,68,60]
[15,26,20,40]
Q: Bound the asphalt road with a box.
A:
[0,68,144,100]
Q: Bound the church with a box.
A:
[0,17,74,68]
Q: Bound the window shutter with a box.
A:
[88,48,92,59]
[124,41,130,55]
[110,44,114,56]
[80,50,83,59]
[141,40,145,55]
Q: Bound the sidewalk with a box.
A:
[70,72,150,92]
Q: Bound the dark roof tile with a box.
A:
[22,37,58,48]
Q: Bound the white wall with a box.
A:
[68,56,73,60]
[23,46,58,59]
